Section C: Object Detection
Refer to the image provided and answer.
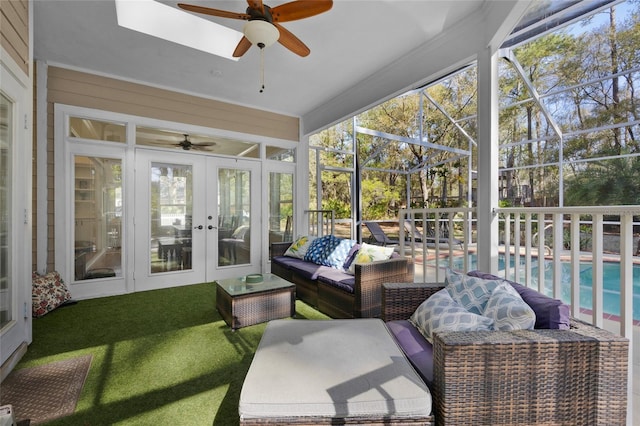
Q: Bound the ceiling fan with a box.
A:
[177,0,333,58]
[176,134,216,151]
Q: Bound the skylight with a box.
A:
[115,0,243,61]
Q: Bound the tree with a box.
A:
[310,1,640,218]
[564,156,640,205]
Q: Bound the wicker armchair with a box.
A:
[382,282,629,426]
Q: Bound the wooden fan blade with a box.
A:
[247,0,265,15]
[271,0,333,22]
[144,140,175,147]
[192,144,216,151]
[274,23,310,57]
[233,37,253,57]
[178,3,250,20]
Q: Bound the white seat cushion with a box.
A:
[239,319,432,420]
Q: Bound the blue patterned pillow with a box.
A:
[445,268,501,315]
[410,288,493,344]
[303,235,342,266]
[325,238,357,270]
[483,282,536,331]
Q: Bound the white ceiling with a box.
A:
[33,0,530,134]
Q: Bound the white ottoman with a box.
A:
[239,319,433,425]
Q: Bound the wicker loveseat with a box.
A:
[382,273,629,426]
[271,240,413,318]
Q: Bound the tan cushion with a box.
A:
[240,319,432,420]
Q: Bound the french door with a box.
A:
[0,57,31,366]
[134,150,261,291]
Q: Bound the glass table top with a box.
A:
[216,273,293,296]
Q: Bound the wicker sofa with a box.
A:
[382,273,629,426]
[271,241,413,318]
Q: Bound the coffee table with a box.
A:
[239,319,433,425]
[216,273,295,330]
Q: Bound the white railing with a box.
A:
[400,205,639,330]
[399,207,476,283]
[306,209,335,237]
[496,206,639,333]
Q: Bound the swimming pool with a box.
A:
[437,254,640,321]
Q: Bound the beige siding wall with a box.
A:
[0,0,29,76]
[43,66,299,271]
[47,67,299,140]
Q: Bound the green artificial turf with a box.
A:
[20,282,329,425]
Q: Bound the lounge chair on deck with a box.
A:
[364,221,399,246]
[404,219,463,248]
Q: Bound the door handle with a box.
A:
[208,225,217,230]
[194,225,203,230]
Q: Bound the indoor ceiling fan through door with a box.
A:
[177,134,216,151]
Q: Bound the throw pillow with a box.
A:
[409,288,493,344]
[342,243,361,271]
[347,242,394,274]
[483,282,536,331]
[283,235,317,259]
[445,268,501,315]
[32,271,73,318]
[467,270,570,330]
[325,238,357,270]
[304,235,342,266]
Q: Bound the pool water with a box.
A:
[438,254,640,321]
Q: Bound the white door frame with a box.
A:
[0,50,33,369]
[54,107,130,299]
[133,150,263,291]
[207,156,262,281]
[51,106,295,298]
[133,149,207,291]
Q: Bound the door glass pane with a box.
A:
[218,169,251,266]
[74,156,123,280]
[268,172,293,258]
[0,93,13,328]
[150,163,192,273]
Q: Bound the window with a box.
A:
[74,156,123,280]
[268,172,293,248]
[136,126,259,158]
[69,117,126,142]
[0,92,12,327]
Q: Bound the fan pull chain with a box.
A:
[259,47,266,93]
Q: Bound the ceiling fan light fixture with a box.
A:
[243,20,279,48]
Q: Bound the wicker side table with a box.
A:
[216,273,295,330]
